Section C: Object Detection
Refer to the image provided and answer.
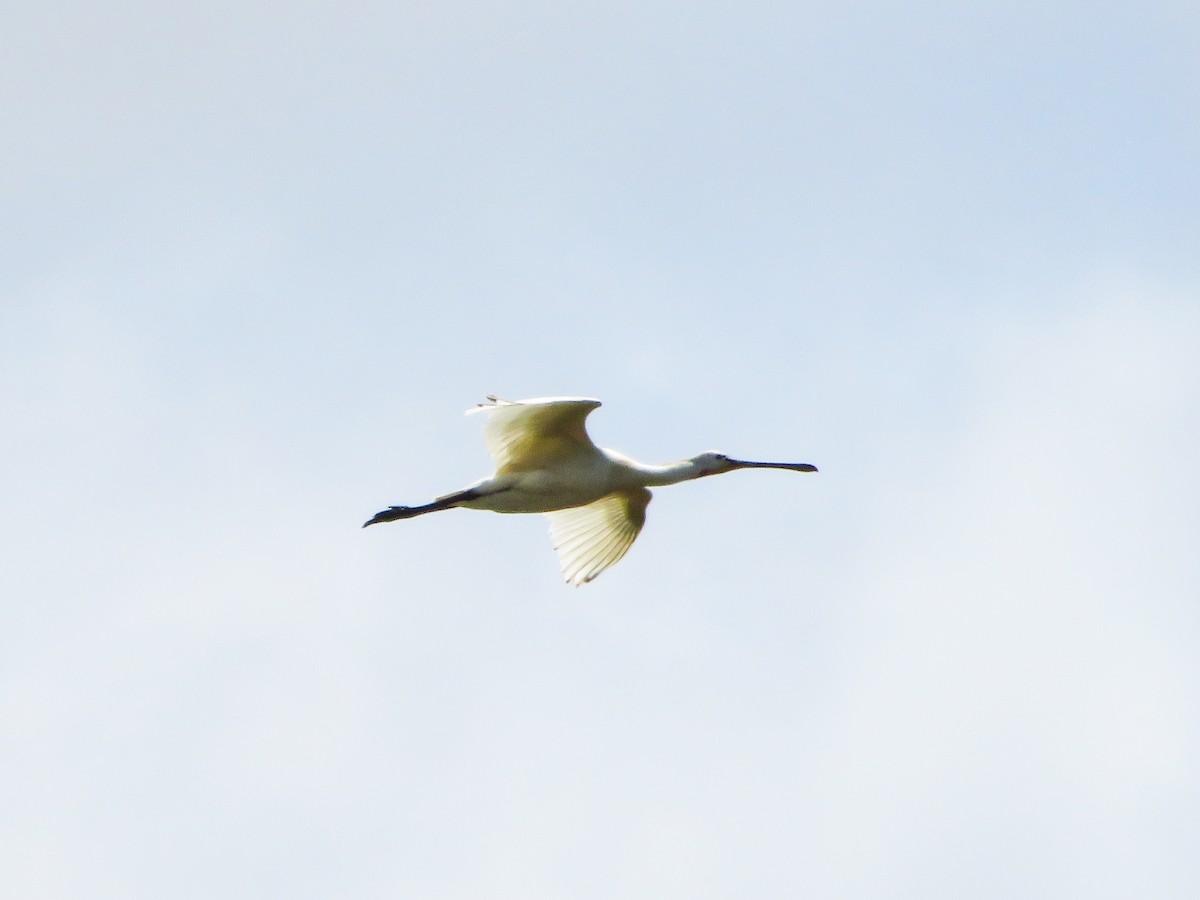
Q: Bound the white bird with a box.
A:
[364,395,818,585]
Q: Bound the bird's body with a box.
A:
[453,448,633,514]
[364,396,817,585]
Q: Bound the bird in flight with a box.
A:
[364,396,817,585]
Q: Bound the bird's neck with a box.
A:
[605,450,703,487]
[641,460,705,486]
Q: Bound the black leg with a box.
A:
[362,503,447,527]
[361,485,510,528]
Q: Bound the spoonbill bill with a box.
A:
[363,396,817,585]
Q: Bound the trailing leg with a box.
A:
[361,484,507,528]
[362,502,450,527]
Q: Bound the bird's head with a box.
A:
[691,451,819,478]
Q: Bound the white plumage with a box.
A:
[365,395,817,585]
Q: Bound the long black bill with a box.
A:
[728,459,818,473]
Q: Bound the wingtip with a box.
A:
[466,394,505,415]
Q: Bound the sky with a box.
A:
[2,1,1198,897]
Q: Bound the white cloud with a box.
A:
[794,284,1200,898]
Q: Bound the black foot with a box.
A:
[362,506,423,527]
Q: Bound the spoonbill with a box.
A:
[363,396,817,585]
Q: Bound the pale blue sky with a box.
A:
[3,2,1198,898]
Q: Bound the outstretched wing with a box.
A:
[467,395,603,474]
[546,488,652,586]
